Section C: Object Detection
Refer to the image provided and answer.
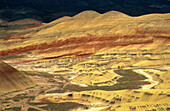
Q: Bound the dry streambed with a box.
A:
[133,69,159,89]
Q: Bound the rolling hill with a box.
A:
[0,10,169,63]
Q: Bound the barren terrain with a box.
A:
[0,11,169,111]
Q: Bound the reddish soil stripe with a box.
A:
[0,34,150,57]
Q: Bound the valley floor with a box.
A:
[0,47,169,111]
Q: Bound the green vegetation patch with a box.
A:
[0,55,24,60]
[46,90,66,93]
[29,102,88,111]
[64,69,150,92]
[3,107,21,111]
[23,71,54,78]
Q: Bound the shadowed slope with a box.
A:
[0,19,7,25]
[0,60,36,94]
[8,18,42,25]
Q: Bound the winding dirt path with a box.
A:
[133,69,159,89]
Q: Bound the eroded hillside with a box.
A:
[0,11,169,111]
[0,60,36,94]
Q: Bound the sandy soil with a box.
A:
[133,69,159,89]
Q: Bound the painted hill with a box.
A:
[0,10,169,111]
[0,60,36,94]
[0,11,169,62]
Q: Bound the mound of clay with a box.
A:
[0,60,36,94]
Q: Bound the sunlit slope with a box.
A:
[0,11,169,59]
[72,69,120,86]
[35,89,170,111]
[25,11,170,38]
[0,60,36,94]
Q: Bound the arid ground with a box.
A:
[0,11,170,111]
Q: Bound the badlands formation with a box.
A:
[0,11,169,111]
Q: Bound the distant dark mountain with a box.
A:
[0,0,169,22]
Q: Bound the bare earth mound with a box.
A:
[0,60,36,94]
